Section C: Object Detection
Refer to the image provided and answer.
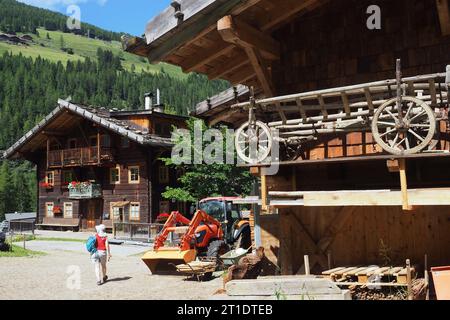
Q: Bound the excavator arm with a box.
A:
[153,211,191,250]
[178,210,223,251]
[142,210,223,274]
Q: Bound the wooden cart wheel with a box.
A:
[371,96,436,155]
[235,121,272,164]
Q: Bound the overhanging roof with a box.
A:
[3,99,173,160]
[123,0,328,95]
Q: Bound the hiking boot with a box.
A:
[103,276,108,282]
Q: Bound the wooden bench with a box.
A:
[36,217,80,231]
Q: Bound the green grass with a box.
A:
[0,244,45,257]
[0,28,187,79]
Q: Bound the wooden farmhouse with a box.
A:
[3,98,187,231]
[124,0,450,275]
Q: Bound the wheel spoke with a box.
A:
[405,136,410,150]
[409,123,431,128]
[409,110,426,123]
[386,109,398,122]
[377,121,397,126]
[390,133,400,147]
[404,103,414,120]
[380,128,397,138]
[408,129,425,142]
[395,138,406,149]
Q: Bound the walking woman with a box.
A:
[92,224,112,285]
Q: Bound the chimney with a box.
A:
[144,92,153,110]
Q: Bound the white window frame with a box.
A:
[45,171,54,186]
[63,202,73,219]
[128,166,140,184]
[129,203,140,221]
[45,202,54,218]
[110,166,120,184]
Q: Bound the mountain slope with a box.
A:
[0,28,186,78]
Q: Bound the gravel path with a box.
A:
[0,242,223,300]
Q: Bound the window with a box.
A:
[159,165,169,184]
[128,166,140,184]
[110,166,120,184]
[67,139,77,149]
[45,202,54,218]
[45,171,54,186]
[130,203,140,221]
[120,137,130,148]
[64,202,73,219]
[62,171,74,185]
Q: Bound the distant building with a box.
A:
[4,97,187,231]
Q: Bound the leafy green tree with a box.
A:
[161,118,254,202]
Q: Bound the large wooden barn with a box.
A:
[3,98,187,231]
[124,0,450,275]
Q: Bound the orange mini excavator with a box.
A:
[142,210,230,274]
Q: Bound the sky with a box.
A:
[17,0,172,36]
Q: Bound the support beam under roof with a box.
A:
[436,0,450,36]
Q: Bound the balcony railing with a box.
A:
[48,147,114,168]
[68,183,102,199]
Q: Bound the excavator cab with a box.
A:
[198,197,251,249]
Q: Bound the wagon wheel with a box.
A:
[235,121,273,164]
[371,96,436,155]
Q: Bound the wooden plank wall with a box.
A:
[273,0,450,94]
[274,205,450,275]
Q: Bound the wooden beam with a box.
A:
[207,51,249,80]
[399,159,412,211]
[261,174,268,210]
[217,15,280,60]
[300,188,450,207]
[226,63,256,85]
[182,42,235,73]
[436,0,450,36]
[258,0,324,32]
[245,46,275,96]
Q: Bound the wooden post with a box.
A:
[327,251,332,270]
[406,259,413,300]
[46,139,50,169]
[424,254,430,300]
[304,255,310,276]
[399,159,412,211]
[261,174,267,211]
[97,130,101,165]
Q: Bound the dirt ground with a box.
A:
[0,242,223,300]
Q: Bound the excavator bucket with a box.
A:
[142,248,197,274]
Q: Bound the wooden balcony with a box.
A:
[68,183,102,200]
[47,147,114,168]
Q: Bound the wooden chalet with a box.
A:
[3,99,187,231]
[124,0,450,275]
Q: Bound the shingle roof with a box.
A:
[3,99,173,160]
[5,212,36,222]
